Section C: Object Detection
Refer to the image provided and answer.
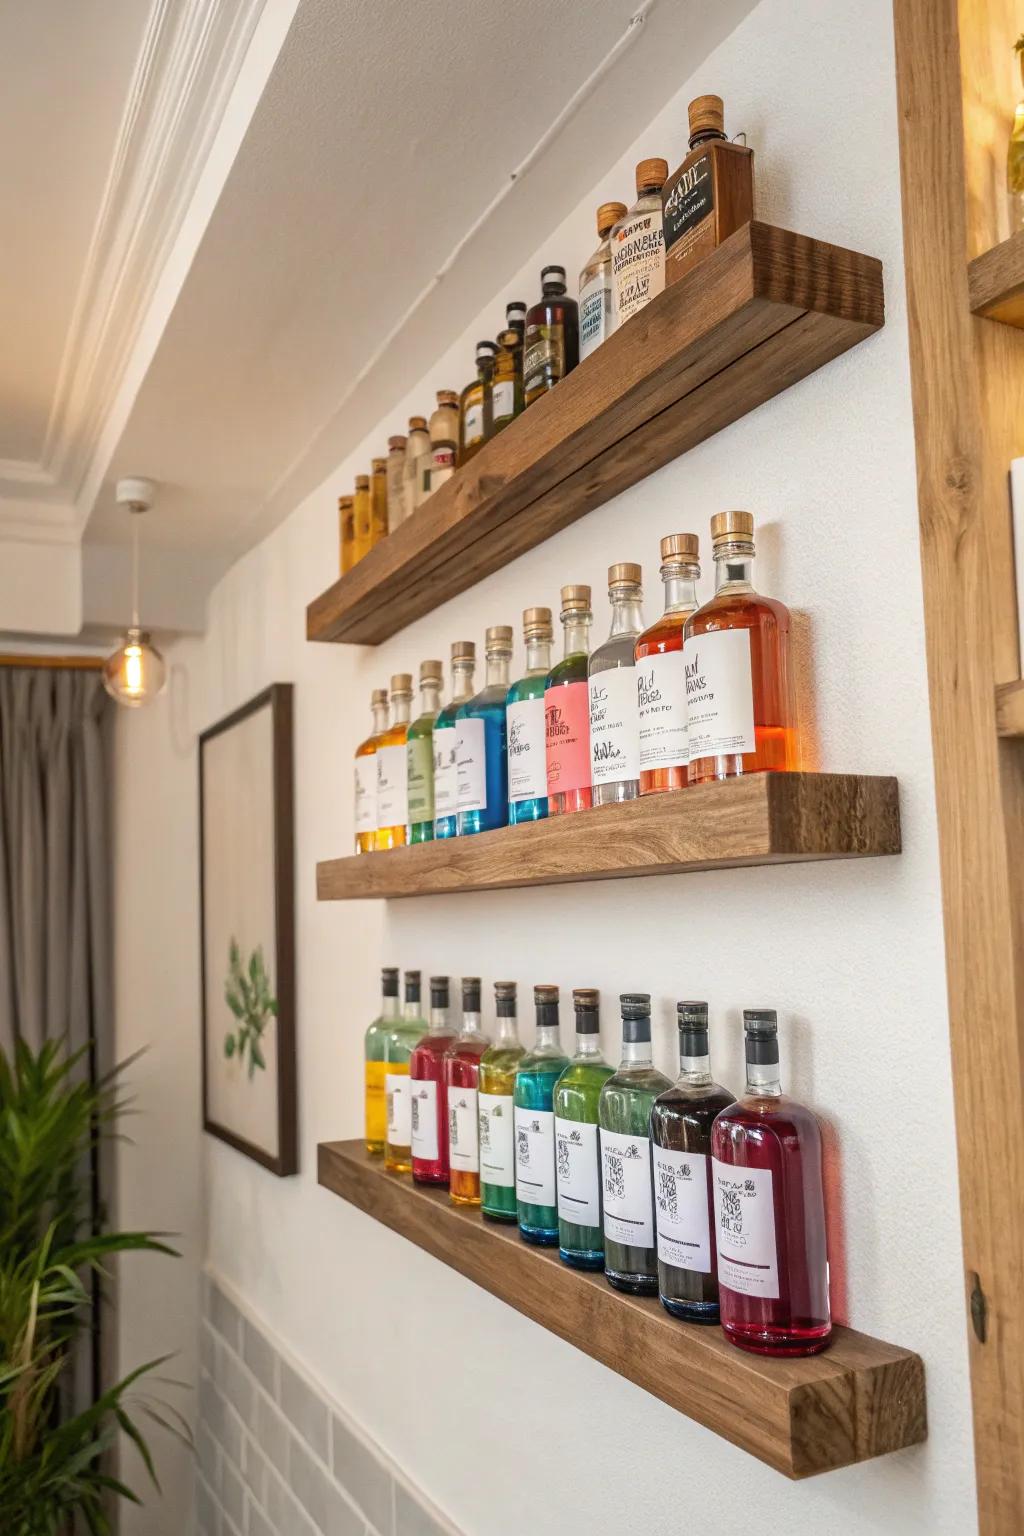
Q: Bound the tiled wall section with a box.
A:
[197,1270,463,1536]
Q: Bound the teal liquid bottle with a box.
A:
[383,971,427,1175]
[433,642,476,840]
[506,607,553,824]
[514,985,568,1245]
[407,660,443,843]
[456,626,512,836]
[599,994,671,1294]
[554,988,614,1269]
[479,982,525,1222]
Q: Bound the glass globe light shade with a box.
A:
[103,626,167,708]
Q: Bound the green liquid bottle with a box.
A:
[514,985,569,1245]
[407,660,443,843]
[383,970,427,1175]
[554,988,613,1269]
[478,982,524,1221]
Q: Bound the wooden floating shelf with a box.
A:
[967,231,1024,326]
[318,1140,926,1477]
[996,679,1024,737]
[308,222,884,646]
[317,772,900,901]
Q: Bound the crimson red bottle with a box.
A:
[410,976,456,1185]
[710,1009,831,1356]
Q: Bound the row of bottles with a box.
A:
[352,513,797,850]
[364,970,830,1357]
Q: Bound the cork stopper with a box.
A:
[688,94,725,138]
[597,200,627,236]
[485,624,514,650]
[496,328,520,350]
[436,389,458,406]
[338,494,353,509]
[573,987,599,1008]
[660,532,700,563]
[387,435,406,450]
[370,687,388,705]
[389,672,413,696]
[522,605,553,638]
[608,561,642,587]
[451,640,476,662]
[408,416,428,431]
[354,474,369,489]
[371,457,386,472]
[560,584,592,612]
[635,157,669,193]
[419,659,443,683]
[710,510,755,545]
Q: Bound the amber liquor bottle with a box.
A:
[338,494,355,575]
[459,341,498,463]
[663,95,753,287]
[523,267,579,406]
[634,533,700,795]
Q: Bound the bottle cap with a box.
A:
[405,969,421,1002]
[451,640,476,662]
[635,157,669,193]
[744,1007,779,1065]
[496,328,520,350]
[355,474,370,489]
[710,510,755,545]
[436,389,458,406]
[677,1001,709,1054]
[688,94,725,138]
[429,975,449,1007]
[476,340,498,360]
[522,606,553,639]
[506,301,527,322]
[389,673,413,696]
[371,457,386,472]
[540,264,567,286]
[387,435,407,451]
[370,687,388,706]
[485,624,514,650]
[573,987,600,1034]
[494,980,517,1013]
[620,992,652,1020]
[382,967,399,997]
[534,984,560,1029]
[660,532,700,563]
[338,494,354,508]
[608,561,642,587]
[597,200,628,235]
[408,416,428,431]
[560,584,592,612]
[461,976,482,1012]
[419,659,443,683]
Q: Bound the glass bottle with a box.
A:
[459,341,498,463]
[545,585,592,816]
[479,981,525,1223]
[523,266,579,407]
[635,534,700,796]
[364,966,399,1155]
[433,642,476,840]
[407,660,443,844]
[410,976,457,1186]
[456,625,512,836]
[684,511,798,785]
[353,687,388,854]
[375,673,412,850]
[491,329,524,435]
[370,457,389,543]
[610,158,669,327]
[663,95,753,287]
[445,977,491,1207]
[352,473,373,563]
[514,985,569,1245]
[506,607,553,825]
[384,970,427,1174]
[598,994,671,1294]
[554,989,614,1270]
[579,200,627,361]
[711,1009,831,1356]
[651,1002,735,1322]
[339,494,356,574]
[589,563,644,805]
[505,299,526,350]
[403,416,431,519]
[1011,40,1024,232]
[428,390,460,490]
[386,437,407,530]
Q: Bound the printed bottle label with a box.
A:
[479,1092,515,1187]
[579,271,612,360]
[712,1159,779,1299]
[463,402,484,447]
[410,1078,439,1162]
[386,1071,411,1147]
[545,681,590,796]
[637,649,689,771]
[376,744,408,828]
[589,666,640,785]
[407,735,434,823]
[523,323,566,395]
[365,1061,387,1141]
[492,379,515,422]
[448,1085,479,1173]
[428,445,455,493]
[432,724,458,817]
[611,211,665,323]
[514,1105,556,1206]
[684,628,756,763]
[555,1117,602,1228]
[455,716,488,813]
[663,153,714,258]
[354,755,377,833]
[653,1145,712,1273]
[600,1128,654,1248]
[507,695,547,802]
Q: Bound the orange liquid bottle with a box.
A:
[353,687,388,854]
[375,673,412,850]
[634,534,700,795]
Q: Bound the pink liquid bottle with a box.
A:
[444,977,491,1207]
[710,1009,831,1356]
[410,976,456,1185]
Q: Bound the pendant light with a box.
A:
[103,477,167,708]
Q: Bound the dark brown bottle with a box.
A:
[662,94,753,285]
[523,266,579,406]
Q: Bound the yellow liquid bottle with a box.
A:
[352,474,372,564]
[375,673,413,850]
[1010,40,1024,232]
[339,494,355,575]
[365,967,399,1154]
[370,457,389,545]
[384,970,427,1173]
[354,687,388,854]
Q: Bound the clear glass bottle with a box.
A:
[410,976,457,1185]
[370,457,389,543]
[353,688,387,854]
[459,341,498,463]
[523,267,579,406]
[579,200,627,361]
[407,660,443,844]
[514,985,569,1246]
[479,981,525,1223]
[554,989,614,1270]
[374,673,412,850]
[589,563,644,805]
[456,626,512,836]
[384,970,427,1174]
[428,390,460,491]
[1009,39,1024,231]
[445,978,491,1207]
[506,607,553,825]
[364,966,399,1154]
[491,329,524,434]
[385,437,406,530]
[545,585,592,816]
[610,158,669,326]
[433,642,476,840]
[634,534,700,796]
[352,473,373,563]
[339,494,355,574]
[403,416,431,518]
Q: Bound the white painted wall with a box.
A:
[113,0,978,1531]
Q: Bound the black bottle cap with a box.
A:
[620,992,651,1043]
[506,300,527,318]
[744,1008,779,1065]
[541,264,566,284]
[494,980,517,1016]
[462,976,482,1012]
[677,999,709,1054]
[534,983,559,1029]
[429,975,449,1008]
[381,967,399,998]
[404,969,421,1003]
[573,987,600,1034]
[475,339,498,357]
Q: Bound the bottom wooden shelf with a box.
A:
[318,1140,926,1477]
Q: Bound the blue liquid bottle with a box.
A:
[456,625,512,836]
[506,607,552,825]
[514,985,569,1245]
[433,642,476,840]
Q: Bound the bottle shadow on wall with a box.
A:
[787,1008,848,1326]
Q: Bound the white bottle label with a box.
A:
[507,696,547,802]
[464,402,484,446]
[589,666,640,785]
[376,745,408,828]
[493,379,515,421]
[611,209,665,324]
[684,628,756,763]
[433,724,458,817]
[653,1146,712,1273]
[636,650,689,772]
[386,1075,411,1146]
[712,1159,779,1299]
[579,271,612,360]
[410,1078,439,1162]
[354,756,377,833]
[514,1106,555,1206]
[555,1118,601,1227]
[455,716,488,813]
[600,1128,654,1248]
[448,1086,479,1173]
[479,1092,515,1187]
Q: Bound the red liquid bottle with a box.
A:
[444,977,491,1207]
[410,976,456,1185]
[710,1009,831,1356]
[545,584,592,816]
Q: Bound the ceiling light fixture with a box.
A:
[103,477,167,709]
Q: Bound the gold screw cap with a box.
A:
[370,687,388,705]
[419,659,443,682]
[408,416,427,431]
[387,435,406,450]
[608,562,642,586]
[436,389,458,406]
[710,510,755,543]
[597,201,627,235]
[573,987,600,1007]
[451,640,476,661]
[355,474,370,489]
[660,533,700,562]
[534,984,559,1003]
[390,672,413,695]
[486,625,514,649]
[688,94,725,137]
[636,157,669,193]
[522,605,553,637]
[560,584,592,611]
[338,494,354,508]
[371,457,386,472]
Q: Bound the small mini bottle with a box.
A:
[514,985,569,1246]
[505,299,527,350]
[456,625,512,836]
[364,966,399,1154]
[663,95,753,286]
[545,585,592,816]
[352,473,373,563]
[554,989,614,1270]
[711,1010,831,1356]
[610,158,669,326]
[375,674,412,850]
[410,976,457,1186]
[370,457,389,543]
[428,390,460,491]
[651,1003,735,1322]
[479,981,525,1222]
[491,330,524,435]
[523,267,579,406]
[445,978,491,1207]
[598,994,671,1294]
[579,200,627,361]
[433,642,476,840]
[385,437,407,529]
[339,494,356,574]
[634,534,700,795]
[384,970,427,1174]
[403,417,431,518]
[684,512,798,784]
[506,607,553,825]
[459,341,498,463]
[353,688,387,854]
[407,660,443,844]
[589,563,644,805]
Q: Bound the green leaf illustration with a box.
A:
[222,938,276,1079]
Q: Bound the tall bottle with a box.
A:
[407,660,443,844]
[353,688,387,854]
[514,985,569,1245]
[478,981,525,1223]
[554,989,614,1270]
[523,267,579,407]
[505,299,526,350]
[579,200,627,361]
[506,607,553,825]
[384,970,427,1175]
[634,534,700,796]
[352,473,373,563]
[385,437,407,530]
[433,642,476,840]
[684,512,797,785]
[456,625,512,836]
[598,994,671,1294]
[428,390,460,491]
[589,563,644,805]
[609,158,669,326]
[491,329,524,435]
[375,673,412,850]
[409,976,457,1186]
[370,457,389,543]
[1011,39,1024,232]
[339,494,356,574]
[663,95,753,286]
[711,1010,831,1356]
[364,966,399,1155]
[545,585,592,816]
[404,416,431,518]
[651,1003,735,1322]
[459,341,498,464]
[445,978,491,1207]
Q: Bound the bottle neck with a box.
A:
[620,1037,653,1067]
[746,1059,782,1096]
[714,547,755,592]
[381,994,399,1021]
[662,566,699,615]
[689,128,726,149]
[525,636,552,674]
[574,1031,603,1060]
[541,284,566,300]
[678,1050,712,1086]
[403,998,421,1022]
[371,703,389,733]
[450,662,476,703]
[534,1022,562,1051]
[391,695,412,727]
[485,652,511,689]
[608,591,644,637]
[460,1010,485,1040]
[494,1011,520,1046]
[562,615,591,657]
[418,682,441,715]
[428,1006,450,1034]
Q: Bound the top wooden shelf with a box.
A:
[307,222,884,647]
[967,230,1024,326]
